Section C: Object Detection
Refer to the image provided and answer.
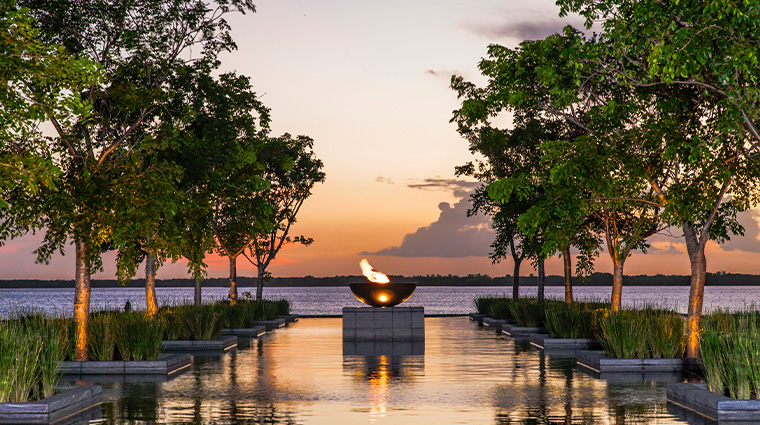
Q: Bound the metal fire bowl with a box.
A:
[349,283,417,307]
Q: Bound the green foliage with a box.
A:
[545,300,605,339]
[597,307,685,359]
[509,298,546,327]
[701,309,760,399]
[87,312,117,361]
[0,315,69,403]
[160,304,222,341]
[114,312,165,361]
[488,300,514,321]
[474,296,508,315]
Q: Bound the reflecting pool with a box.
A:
[70,317,710,424]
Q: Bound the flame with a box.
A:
[378,294,388,302]
[360,258,390,284]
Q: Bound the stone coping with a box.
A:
[160,336,237,352]
[529,334,601,351]
[277,314,299,323]
[576,350,694,373]
[0,385,101,424]
[468,313,486,325]
[256,318,286,330]
[60,353,191,376]
[502,323,547,338]
[482,318,507,332]
[668,382,760,422]
[221,326,266,338]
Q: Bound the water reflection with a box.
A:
[68,318,706,424]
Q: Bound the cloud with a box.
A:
[718,210,760,253]
[375,176,394,185]
[407,177,480,198]
[362,195,494,258]
[466,13,589,42]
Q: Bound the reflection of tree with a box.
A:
[117,382,160,423]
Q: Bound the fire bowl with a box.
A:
[349,283,417,307]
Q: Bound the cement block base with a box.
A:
[343,339,425,356]
[577,350,692,373]
[468,313,486,326]
[277,314,299,323]
[60,353,190,377]
[222,326,266,338]
[668,382,760,422]
[343,306,425,341]
[0,385,101,424]
[482,318,507,332]
[160,336,237,353]
[530,334,601,351]
[502,323,547,339]
[256,319,286,330]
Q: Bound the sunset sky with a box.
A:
[2,0,760,280]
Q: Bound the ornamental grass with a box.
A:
[114,312,165,361]
[474,296,509,315]
[701,309,760,399]
[509,298,546,327]
[597,306,685,359]
[161,304,222,341]
[0,314,69,403]
[487,299,514,320]
[544,300,604,339]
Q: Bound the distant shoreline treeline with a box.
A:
[0,272,757,288]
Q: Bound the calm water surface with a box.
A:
[1,285,759,316]
[65,317,708,425]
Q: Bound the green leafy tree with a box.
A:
[2,0,256,360]
[244,133,325,301]
[0,4,98,206]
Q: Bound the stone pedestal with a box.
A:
[342,306,424,341]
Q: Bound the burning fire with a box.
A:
[360,258,390,284]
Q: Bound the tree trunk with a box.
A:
[256,264,265,301]
[194,276,202,306]
[145,252,158,317]
[610,261,624,312]
[562,244,573,304]
[512,257,522,300]
[74,239,91,361]
[229,255,238,305]
[684,222,707,359]
[537,258,545,302]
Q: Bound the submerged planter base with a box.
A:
[0,385,101,424]
[530,334,601,351]
[222,326,266,338]
[160,336,237,353]
[60,353,190,377]
[502,323,547,339]
[468,313,487,326]
[343,306,424,341]
[577,350,695,373]
[482,318,509,332]
[277,314,299,323]
[256,319,286,330]
[668,382,760,422]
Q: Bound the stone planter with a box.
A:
[222,326,266,338]
[256,318,286,330]
[60,353,190,378]
[468,313,486,326]
[529,334,601,351]
[482,318,507,332]
[0,385,101,424]
[668,382,760,422]
[277,314,299,323]
[502,323,547,339]
[576,350,691,373]
[160,336,237,353]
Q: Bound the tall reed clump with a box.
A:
[701,309,760,399]
[0,315,69,403]
[217,299,282,329]
[545,300,605,339]
[87,311,118,361]
[488,299,514,321]
[115,312,165,361]
[474,296,508,315]
[597,306,685,359]
[161,304,222,341]
[509,298,546,327]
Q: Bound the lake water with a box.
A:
[63,317,709,424]
[1,285,759,317]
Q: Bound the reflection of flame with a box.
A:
[369,355,390,419]
[360,258,390,284]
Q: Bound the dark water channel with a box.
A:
[68,317,713,424]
